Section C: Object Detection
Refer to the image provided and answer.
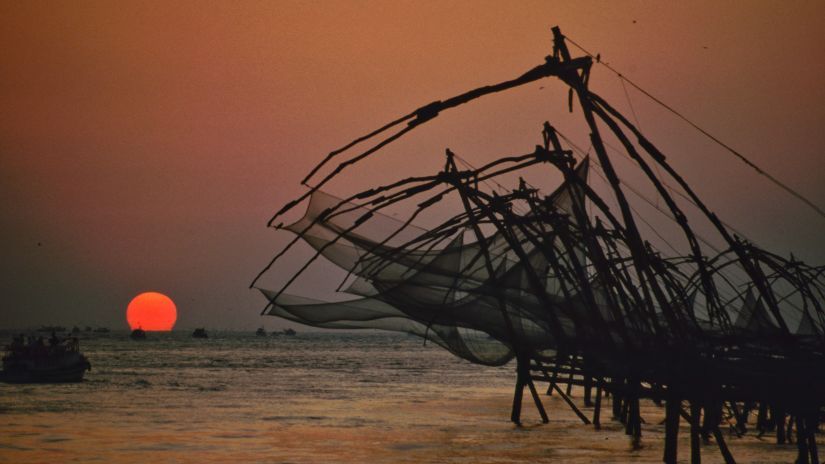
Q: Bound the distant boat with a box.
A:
[130,328,146,340]
[282,328,296,336]
[37,325,66,333]
[1,335,91,383]
[192,328,208,338]
[255,327,267,337]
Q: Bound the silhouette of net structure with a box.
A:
[253,27,825,463]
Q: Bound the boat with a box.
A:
[282,328,296,336]
[255,327,267,337]
[130,327,146,340]
[1,335,91,383]
[36,325,66,333]
[192,328,208,338]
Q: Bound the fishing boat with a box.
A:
[130,327,146,340]
[1,335,91,383]
[192,328,208,338]
[36,325,66,333]
[255,327,267,337]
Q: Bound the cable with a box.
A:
[564,34,825,222]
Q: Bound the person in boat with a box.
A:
[49,331,60,348]
[8,335,26,358]
[24,336,46,359]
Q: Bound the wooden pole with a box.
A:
[711,426,737,464]
[690,402,702,464]
[593,385,603,430]
[664,397,681,464]
[797,415,810,464]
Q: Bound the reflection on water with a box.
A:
[0,332,810,462]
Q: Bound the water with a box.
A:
[0,331,808,463]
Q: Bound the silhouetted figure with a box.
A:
[31,336,47,358]
[9,335,24,355]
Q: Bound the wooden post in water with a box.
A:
[797,415,810,464]
[593,384,602,430]
[808,411,820,464]
[711,426,736,464]
[690,401,702,464]
[546,366,558,396]
[613,389,624,421]
[584,374,593,407]
[788,414,796,444]
[524,358,549,424]
[511,355,526,425]
[775,406,787,444]
[756,402,768,435]
[663,397,681,464]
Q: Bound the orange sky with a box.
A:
[1,1,823,329]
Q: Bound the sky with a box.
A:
[1,0,823,330]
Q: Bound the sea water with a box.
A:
[0,331,808,463]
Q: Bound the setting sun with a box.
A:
[126,292,177,331]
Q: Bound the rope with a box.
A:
[564,35,825,222]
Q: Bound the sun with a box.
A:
[126,292,177,331]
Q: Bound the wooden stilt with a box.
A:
[711,427,736,464]
[797,415,810,464]
[690,402,702,464]
[756,402,768,436]
[621,394,631,426]
[776,407,787,444]
[511,378,524,425]
[584,375,593,407]
[663,397,681,464]
[788,414,796,444]
[630,396,642,450]
[526,377,549,424]
[593,385,602,430]
[551,383,591,425]
[730,401,747,434]
[808,411,820,464]
[546,366,559,396]
[613,391,623,421]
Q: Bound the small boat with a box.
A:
[130,328,146,340]
[1,335,91,383]
[282,328,296,336]
[37,325,66,333]
[192,328,208,338]
[255,327,267,337]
